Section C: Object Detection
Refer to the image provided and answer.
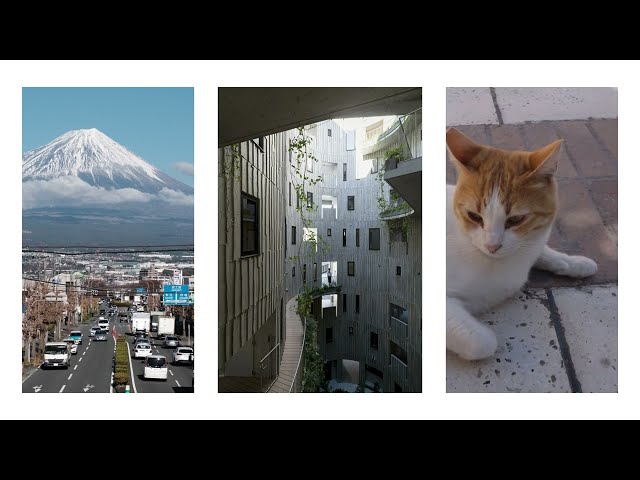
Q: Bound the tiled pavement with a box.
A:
[446,118,618,393]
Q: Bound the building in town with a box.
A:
[218,108,421,393]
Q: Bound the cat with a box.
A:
[446,127,597,360]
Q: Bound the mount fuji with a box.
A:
[22,129,194,246]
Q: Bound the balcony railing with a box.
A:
[390,354,408,381]
[390,316,408,342]
[259,343,280,392]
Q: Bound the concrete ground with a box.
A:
[446,88,618,393]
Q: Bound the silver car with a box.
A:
[94,329,108,342]
[163,336,180,348]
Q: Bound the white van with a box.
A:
[43,342,71,369]
[98,318,109,331]
[143,355,168,381]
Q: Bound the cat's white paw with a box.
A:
[454,325,498,361]
[557,255,598,278]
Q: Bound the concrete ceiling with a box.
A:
[219,87,422,148]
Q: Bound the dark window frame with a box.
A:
[370,332,379,350]
[252,137,264,151]
[347,196,355,211]
[307,191,313,208]
[326,327,333,344]
[342,229,347,247]
[289,182,292,206]
[397,266,401,276]
[292,266,296,277]
[343,294,347,313]
[313,262,318,282]
[369,228,381,251]
[343,163,347,182]
[292,225,297,245]
[327,228,331,237]
[328,128,332,137]
[303,264,307,283]
[240,192,260,257]
[347,261,355,276]
[356,228,360,247]
[355,295,360,313]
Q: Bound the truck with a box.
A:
[43,342,71,369]
[131,312,150,334]
[150,311,164,333]
[157,316,176,339]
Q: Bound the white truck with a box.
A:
[131,312,151,334]
[43,342,71,369]
[157,316,176,339]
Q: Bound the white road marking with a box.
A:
[74,365,78,371]
[79,357,83,362]
[126,342,138,394]
[67,374,73,380]
[33,385,42,393]
[83,351,86,356]
[175,380,181,387]
[169,370,174,376]
[22,367,41,384]
[59,385,66,393]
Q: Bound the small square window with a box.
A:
[327,228,331,237]
[343,294,347,313]
[369,228,380,251]
[253,137,264,151]
[307,192,313,208]
[328,129,332,137]
[347,196,355,211]
[356,228,360,247]
[347,261,355,276]
[326,327,333,343]
[370,332,379,350]
[349,326,354,335]
[396,266,401,276]
[292,226,297,245]
[303,264,307,283]
[241,193,259,257]
[356,295,360,313]
[292,266,295,277]
[343,163,347,182]
[342,229,347,247]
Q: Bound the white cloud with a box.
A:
[173,162,194,176]
[22,176,155,209]
[157,187,194,206]
[22,230,32,234]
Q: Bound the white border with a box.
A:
[1,60,634,419]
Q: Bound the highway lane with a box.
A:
[22,317,114,393]
[126,332,194,393]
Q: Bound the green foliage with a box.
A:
[113,336,130,387]
[384,146,403,161]
[114,371,129,386]
[301,315,326,393]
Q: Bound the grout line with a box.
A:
[489,87,504,125]
[543,288,583,393]
[585,120,617,163]
[550,122,584,177]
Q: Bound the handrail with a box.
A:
[259,343,280,365]
[289,311,307,393]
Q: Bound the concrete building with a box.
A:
[219,89,421,393]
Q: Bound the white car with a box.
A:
[70,344,78,355]
[98,319,109,331]
[89,326,100,337]
[143,355,168,381]
[62,338,78,355]
[172,347,194,365]
[133,343,153,359]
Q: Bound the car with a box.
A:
[134,332,150,344]
[143,355,168,380]
[172,347,194,365]
[163,335,180,348]
[89,326,100,337]
[69,330,82,345]
[134,343,153,359]
[62,338,78,354]
[94,329,108,342]
[134,338,151,349]
[98,319,109,330]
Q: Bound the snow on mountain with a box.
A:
[22,128,193,195]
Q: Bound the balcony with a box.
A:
[384,156,422,215]
[390,316,408,343]
[390,354,408,381]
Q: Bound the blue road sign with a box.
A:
[163,284,190,305]
[136,287,147,293]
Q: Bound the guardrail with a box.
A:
[259,343,280,392]
[289,316,306,393]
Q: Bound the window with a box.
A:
[346,130,355,151]
[397,266,401,276]
[253,137,264,151]
[313,263,318,282]
[343,163,347,181]
[328,128,332,137]
[241,193,259,256]
[342,229,347,247]
[347,261,355,276]
[356,228,360,247]
[347,196,355,211]
[343,294,347,313]
[349,327,354,335]
[288,140,292,163]
[307,192,313,208]
[369,228,380,250]
[285,219,287,254]
[296,191,300,210]
[390,303,408,325]
[390,341,408,366]
[292,226,296,245]
[303,264,306,283]
[292,266,295,277]
[370,332,379,350]
[390,226,407,243]
[326,327,333,344]
[289,182,292,206]
[371,158,379,174]
[355,295,360,313]
[327,228,331,237]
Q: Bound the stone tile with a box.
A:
[455,124,491,145]
[521,122,577,178]
[446,290,571,393]
[446,159,457,185]
[589,179,618,233]
[446,88,498,126]
[551,285,618,393]
[495,87,618,123]
[489,124,525,150]
[589,119,618,159]
[555,121,617,177]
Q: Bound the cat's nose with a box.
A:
[485,243,502,254]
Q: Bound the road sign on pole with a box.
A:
[163,285,190,305]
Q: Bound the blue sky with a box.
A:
[23,87,194,187]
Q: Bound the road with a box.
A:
[22,316,115,393]
[23,310,194,393]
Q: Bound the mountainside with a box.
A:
[22,128,193,195]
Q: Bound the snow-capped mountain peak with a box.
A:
[22,128,193,195]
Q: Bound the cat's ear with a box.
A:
[446,128,483,172]
[529,139,563,177]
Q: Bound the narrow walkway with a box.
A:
[268,296,304,393]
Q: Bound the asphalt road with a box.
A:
[22,316,114,393]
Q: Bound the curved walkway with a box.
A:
[268,296,304,393]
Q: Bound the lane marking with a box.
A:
[169,370,174,376]
[79,357,83,362]
[22,366,41,384]
[33,385,42,393]
[83,351,86,356]
[126,342,138,394]
[68,373,73,380]
[175,380,181,387]
[74,365,78,371]
[59,385,66,393]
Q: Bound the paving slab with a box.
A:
[446,88,498,126]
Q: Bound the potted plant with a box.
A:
[384,146,403,170]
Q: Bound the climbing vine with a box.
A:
[220,144,243,232]
[375,146,412,244]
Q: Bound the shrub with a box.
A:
[114,371,129,385]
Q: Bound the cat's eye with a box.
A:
[467,211,483,225]
[505,215,526,228]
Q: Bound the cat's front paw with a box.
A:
[558,255,598,278]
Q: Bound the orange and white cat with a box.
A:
[446,128,597,360]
